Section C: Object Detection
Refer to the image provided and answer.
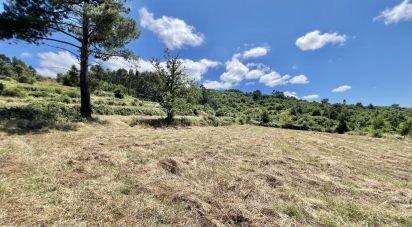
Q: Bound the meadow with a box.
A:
[0,118,411,226]
[0,57,411,226]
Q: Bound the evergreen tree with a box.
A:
[0,0,139,118]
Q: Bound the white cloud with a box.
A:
[35,51,79,77]
[296,30,348,51]
[220,57,249,84]
[139,8,205,50]
[332,85,352,93]
[289,74,309,84]
[180,59,220,81]
[375,0,412,24]
[245,69,265,79]
[203,80,234,90]
[303,94,320,100]
[284,91,298,98]
[102,57,140,71]
[20,52,32,58]
[259,72,291,87]
[203,51,311,89]
[242,47,270,59]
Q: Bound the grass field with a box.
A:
[0,116,411,226]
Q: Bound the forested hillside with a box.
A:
[0,54,411,137]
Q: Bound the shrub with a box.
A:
[67,90,80,98]
[261,110,270,124]
[370,115,386,136]
[17,75,36,84]
[114,89,124,99]
[399,118,412,136]
[0,82,4,94]
[2,87,27,97]
[336,120,349,134]
[370,129,383,138]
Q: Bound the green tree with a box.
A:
[336,113,349,134]
[321,98,329,105]
[355,102,363,108]
[200,85,209,105]
[252,89,262,101]
[370,115,386,137]
[0,0,139,118]
[152,50,192,124]
[57,65,80,87]
[261,110,270,124]
[272,89,285,99]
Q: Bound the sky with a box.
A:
[1,0,412,107]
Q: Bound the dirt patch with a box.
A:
[158,158,179,174]
[223,209,251,226]
[265,175,283,188]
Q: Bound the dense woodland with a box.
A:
[0,54,411,137]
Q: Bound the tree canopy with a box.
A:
[0,0,139,118]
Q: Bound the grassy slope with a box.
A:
[0,79,163,115]
[0,117,411,226]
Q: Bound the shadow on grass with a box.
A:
[0,105,105,135]
[0,119,78,135]
[128,117,197,129]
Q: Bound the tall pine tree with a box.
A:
[0,0,139,118]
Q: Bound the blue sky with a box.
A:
[1,0,412,106]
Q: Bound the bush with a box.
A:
[114,89,124,99]
[261,110,270,124]
[17,75,36,84]
[2,87,27,97]
[371,129,383,138]
[0,82,4,94]
[399,118,412,136]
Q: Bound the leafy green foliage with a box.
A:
[0,0,140,118]
[152,50,199,124]
[114,89,124,99]
[57,65,80,87]
[0,55,39,83]
[399,117,412,136]
[2,86,27,97]
[261,110,270,124]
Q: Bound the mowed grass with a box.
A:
[0,116,411,226]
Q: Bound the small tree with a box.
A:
[252,89,262,101]
[200,85,209,105]
[152,50,191,124]
[370,115,386,137]
[272,89,285,99]
[57,65,80,87]
[261,110,270,124]
[336,113,349,134]
[321,98,329,105]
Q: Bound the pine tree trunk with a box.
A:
[80,1,92,119]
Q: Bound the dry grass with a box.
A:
[0,116,411,226]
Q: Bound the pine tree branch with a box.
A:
[50,27,82,42]
[35,36,81,49]
[44,43,80,58]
